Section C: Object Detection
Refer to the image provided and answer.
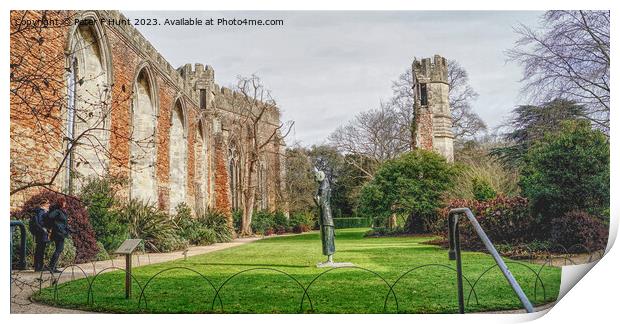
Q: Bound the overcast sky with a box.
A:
[125,11,543,146]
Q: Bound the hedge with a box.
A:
[333,217,372,228]
[436,196,535,250]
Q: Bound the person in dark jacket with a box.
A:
[47,197,71,273]
[28,199,51,272]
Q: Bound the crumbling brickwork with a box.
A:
[412,55,455,162]
[10,10,287,217]
[10,10,72,208]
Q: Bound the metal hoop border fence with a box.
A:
[30,245,602,314]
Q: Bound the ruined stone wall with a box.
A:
[10,10,287,216]
[205,82,284,214]
[10,11,72,209]
[412,55,454,162]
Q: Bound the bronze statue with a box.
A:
[314,170,336,265]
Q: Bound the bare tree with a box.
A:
[225,75,293,236]
[328,102,407,177]
[330,59,485,176]
[10,10,144,198]
[507,10,610,132]
[447,60,487,138]
[390,68,416,147]
[284,146,316,214]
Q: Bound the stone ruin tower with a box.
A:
[412,55,454,162]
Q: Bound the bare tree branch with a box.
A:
[11,10,146,198]
[225,74,292,236]
[507,10,610,133]
[330,59,485,176]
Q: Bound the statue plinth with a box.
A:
[316,261,355,268]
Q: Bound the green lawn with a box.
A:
[33,228,560,313]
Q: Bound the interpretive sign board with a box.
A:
[114,239,142,298]
[115,239,142,255]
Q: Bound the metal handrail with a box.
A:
[11,220,27,270]
[448,207,534,313]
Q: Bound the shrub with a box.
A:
[333,217,372,228]
[289,212,314,233]
[446,144,520,201]
[196,208,233,243]
[232,210,243,234]
[494,240,553,259]
[11,221,33,269]
[122,199,186,252]
[358,150,458,233]
[472,177,497,201]
[172,205,233,245]
[95,241,111,261]
[273,211,289,234]
[79,176,128,251]
[51,237,77,267]
[520,120,610,232]
[190,227,218,245]
[551,210,608,252]
[251,210,275,235]
[14,190,99,263]
[249,210,292,235]
[172,203,197,242]
[437,196,536,250]
[364,227,409,237]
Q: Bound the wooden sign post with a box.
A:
[114,239,142,299]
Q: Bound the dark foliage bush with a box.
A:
[289,212,314,233]
[248,210,300,235]
[293,226,307,234]
[14,190,99,263]
[79,177,128,251]
[494,240,553,259]
[173,203,205,245]
[551,210,608,252]
[472,177,497,202]
[520,120,610,232]
[273,211,289,234]
[251,210,276,235]
[358,150,458,233]
[190,227,218,245]
[364,227,410,237]
[122,199,186,252]
[232,210,242,234]
[437,196,536,250]
[95,241,111,261]
[197,208,233,243]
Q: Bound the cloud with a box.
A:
[124,10,543,146]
